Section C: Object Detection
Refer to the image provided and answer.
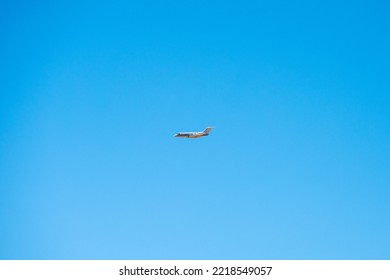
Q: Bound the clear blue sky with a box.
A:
[1,0,389,259]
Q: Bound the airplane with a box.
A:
[174,127,215,138]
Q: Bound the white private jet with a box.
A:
[174,127,215,138]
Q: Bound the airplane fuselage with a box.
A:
[174,127,214,138]
[174,132,209,138]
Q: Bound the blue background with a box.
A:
[1,0,389,259]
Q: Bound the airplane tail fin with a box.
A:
[203,127,214,134]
